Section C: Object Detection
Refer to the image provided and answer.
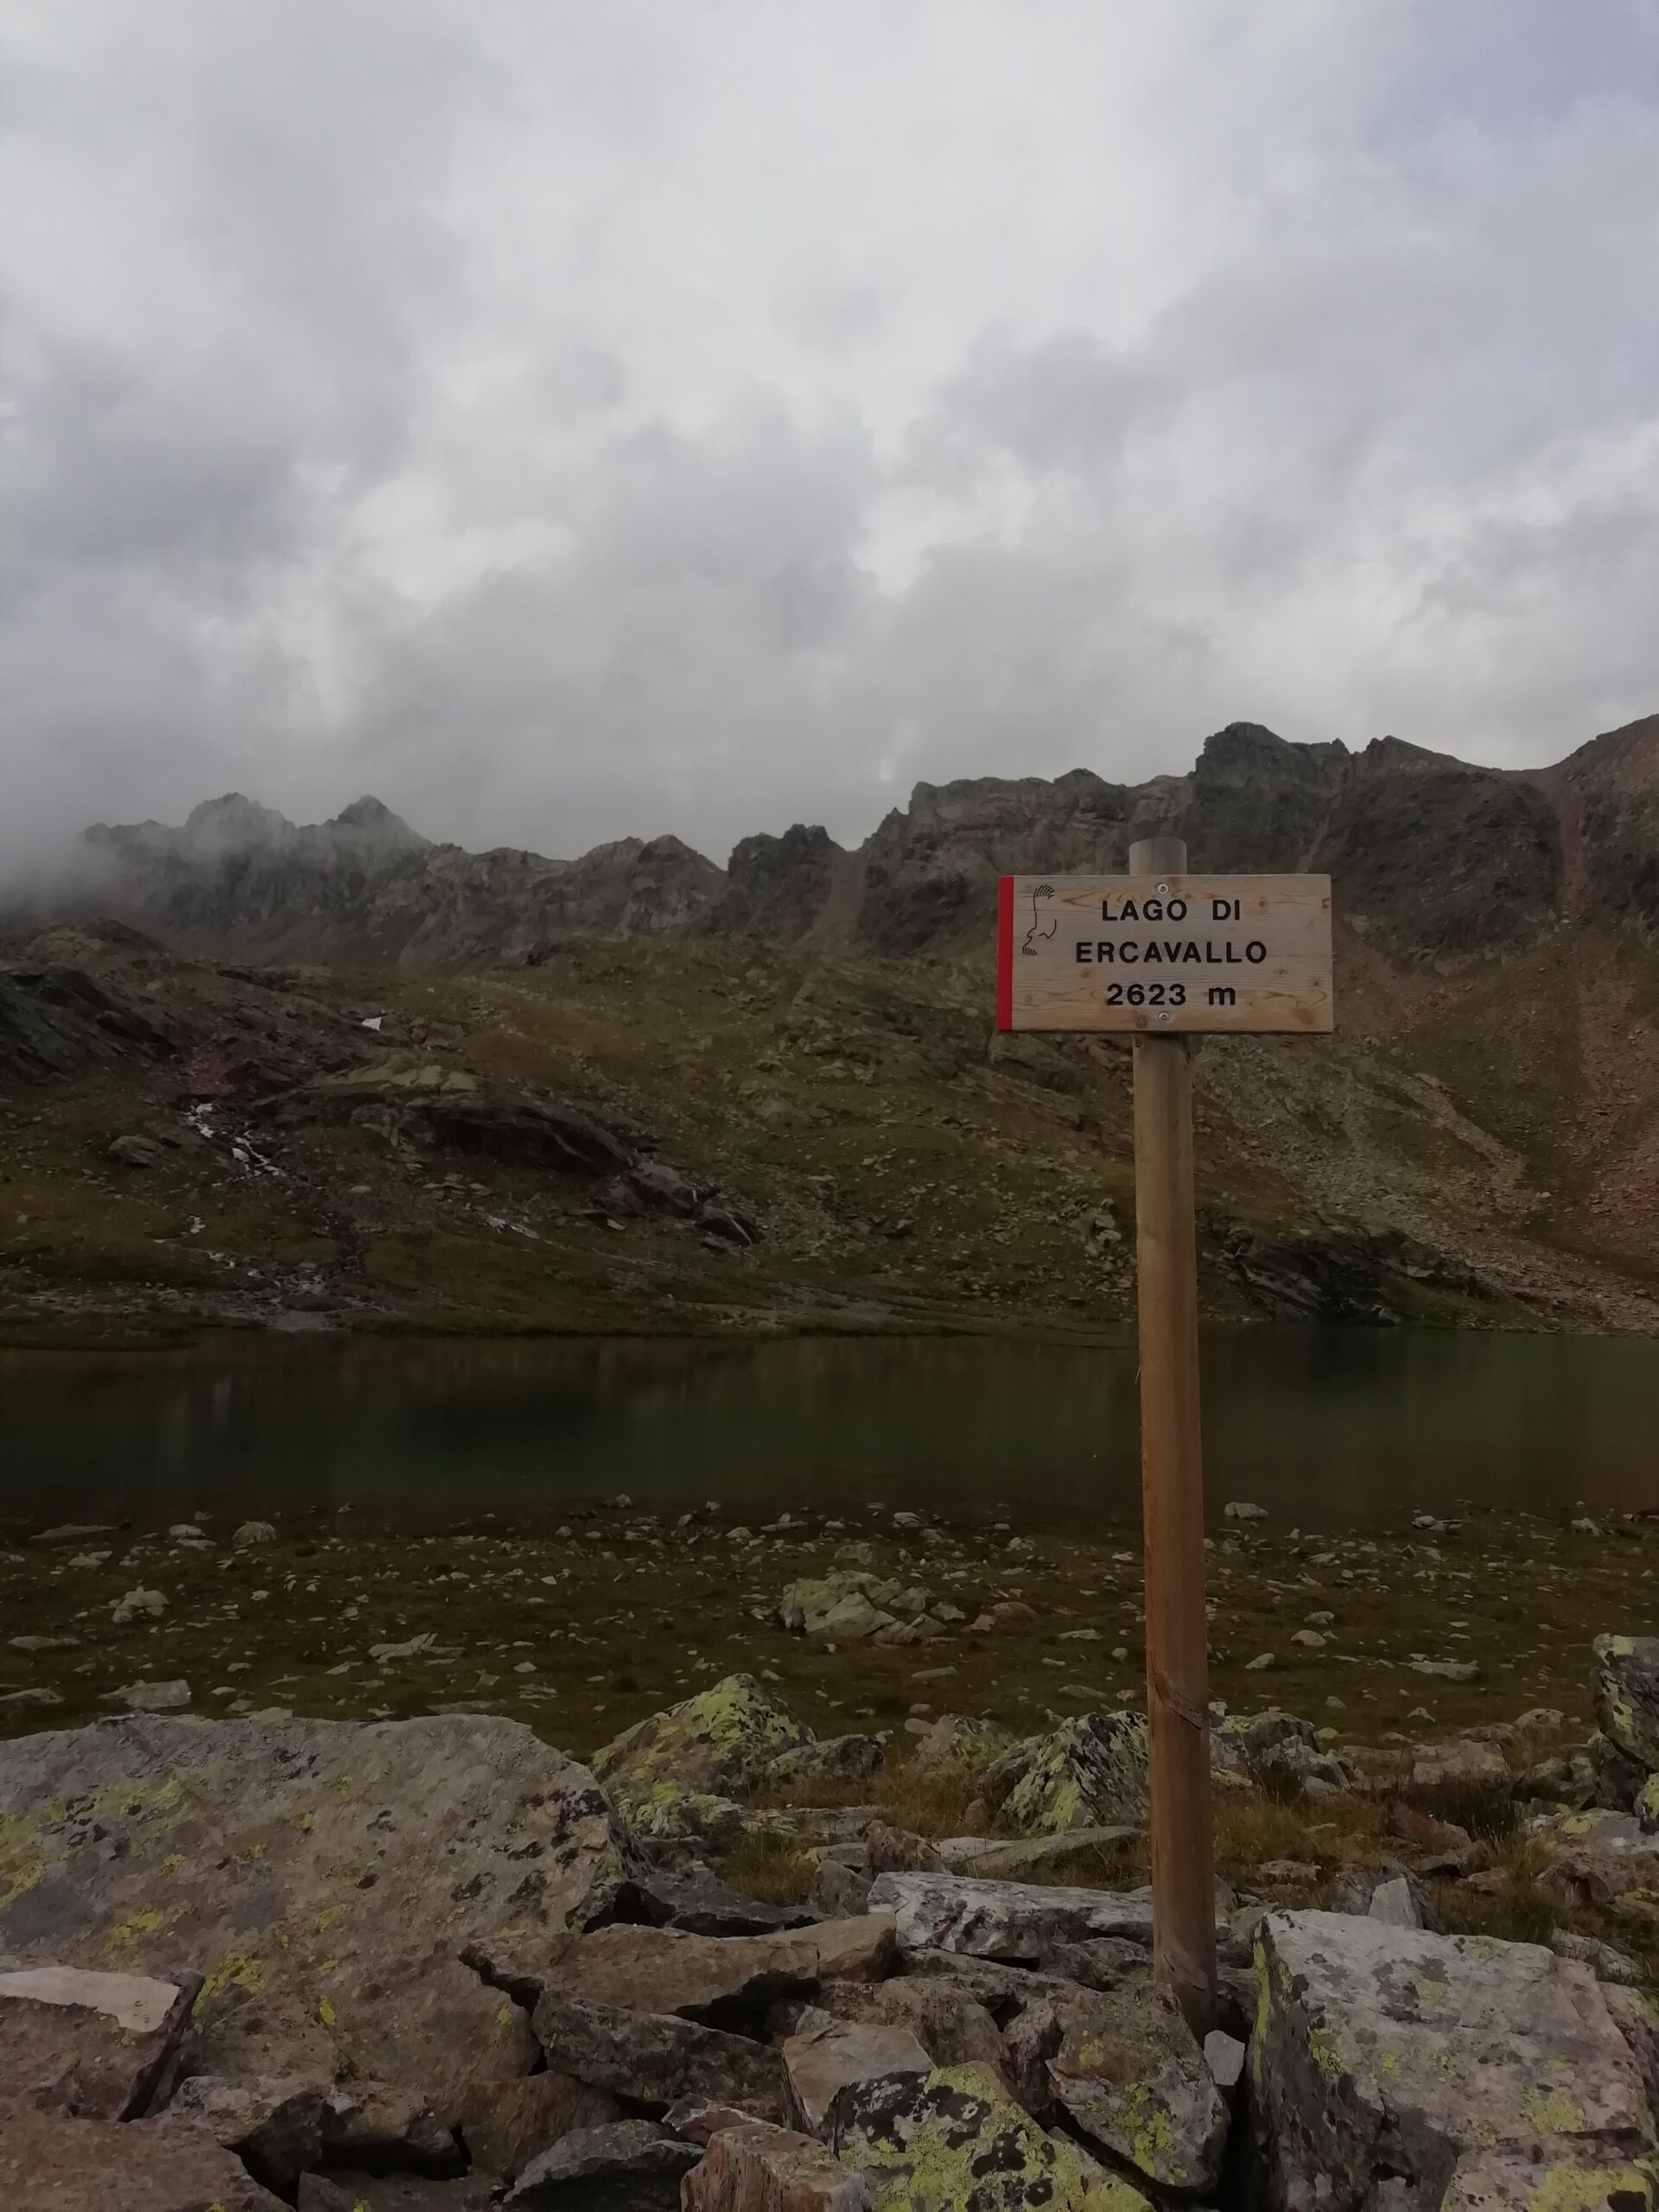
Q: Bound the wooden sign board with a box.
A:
[996,872,1333,1035]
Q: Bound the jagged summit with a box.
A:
[48,714,1659,966]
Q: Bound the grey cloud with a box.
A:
[2,3,1657,877]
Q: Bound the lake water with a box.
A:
[2,1325,1656,1532]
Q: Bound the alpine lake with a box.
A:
[3,1322,1656,1770]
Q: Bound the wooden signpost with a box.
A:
[996,841,1333,2030]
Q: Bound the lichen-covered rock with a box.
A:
[830,2062,1153,2212]
[998,1713,1148,1836]
[766,1736,886,1789]
[531,1916,897,2028]
[0,1713,635,2114]
[998,1968,1227,2192]
[1251,1910,1656,2212]
[785,2011,933,2131]
[0,2111,289,2212]
[0,1963,199,2120]
[683,2121,874,2210]
[869,1872,1152,1961]
[531,1989,795,2126]
[593,1675,812,1830]
[1535,1809,1659,1910]
[1596,1637,1659,1774]
[779,1575,906,1639]
[907,1715,1016,1779]
[505,2119,700,2208]
[1409,1738,1511,1793]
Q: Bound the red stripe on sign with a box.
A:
[995,874,1014,1029]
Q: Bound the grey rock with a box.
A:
[765,1736,885,1789]
[531,1990,795,2126]
[321,2080,461,2171]
[1595,1636,1659,1772]
[160,2073,326,2192]
[999,1968,1228,2191]
[932,1828,1136,1880]
[1205,2028,1246,2094]
[592,1674,813,1831]
[784,2009,932,2131]
[868,1871,1153,1960]
[906,1713,1016,1778]
[505,2120,700,2208]
[0,1963,199,2120]
[1551,1929,1644,1986]
[0,2111,288,2211]
[1252,1910,1655,2212]
[514,1915,895,2028]
[997,1711,1148,1835]
[232,1521,277,1548]
[1409,1738,1511,1791]
[803,1977,1010,2087]
[830,2061,1154,2211]
[1368,1873,1426,1929]
[455,2074,626,2182]
[1535,1809,1659,1909]
[107,1678,192,1713]
[683,2121,874,2210]
[0,1713,638,2115]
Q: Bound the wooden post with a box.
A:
[1129,832,1217,2033]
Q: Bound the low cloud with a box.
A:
[3,2,1657,877]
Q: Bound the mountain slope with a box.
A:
[3,717,1659,1341]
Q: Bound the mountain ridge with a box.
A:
[35,714,1659,968]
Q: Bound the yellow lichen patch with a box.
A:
[1523,2090,1586,2138]
[103,1907,167,1958]
[317,1994,337,2026]
[196,1952,264,2005]
[495,2004,515,2027]
[296,1811,314,1832]
[1306,2024,1346,2087]
[162,1853,185,1877]
[0,1811,43,1910]
[315,1904,348,1932]
[1527,2163,1653,2212]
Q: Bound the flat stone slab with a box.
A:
[531,1988,796,2126]
[783,2010,932,2131]
[868,1872,1153,1960]
[0,2111,288,2212]
[0,1713,637,2114]
[0,1962,199,2119]
[1252,1910,1656,2212]
[533,1915,896,2028]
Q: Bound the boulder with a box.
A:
[531,1990,795,2126]
[1408,1738,1511,1792]
[779,1574,905,1638]
[1000,1971,1227,2192]
[997,1713,1147,1835]
[505,2119,700,2208]
[803,1978,1010,2086]
[593,1675,812,1831]
[830,2062,1154,2211]
[0,2111,288,2212]
[783,2011,932,2131]
[868,1872,1152,1961]
[455,2073,626,2181]
[159,2074,326,2192]
[683,2122,874,2210]
[936,1828,1135,1881]
[530,1916,896,2028]
[107,1679,192,1713]
[232,1521,277,1548]
[0,1962,199,2120]
[321,2080,461,2170]
[1251,1910,1656,2212]
[1535,1808,1659,1909]
[906,1714,1016,1778]
[766,1737,886,1789]
[0,1713,637,2116]
[1595,1637,1659,1773]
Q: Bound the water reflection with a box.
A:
[1,1326,1656,1530]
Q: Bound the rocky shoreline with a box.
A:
[5,1623,1659,2209]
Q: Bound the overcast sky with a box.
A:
[3,2,1658,869]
